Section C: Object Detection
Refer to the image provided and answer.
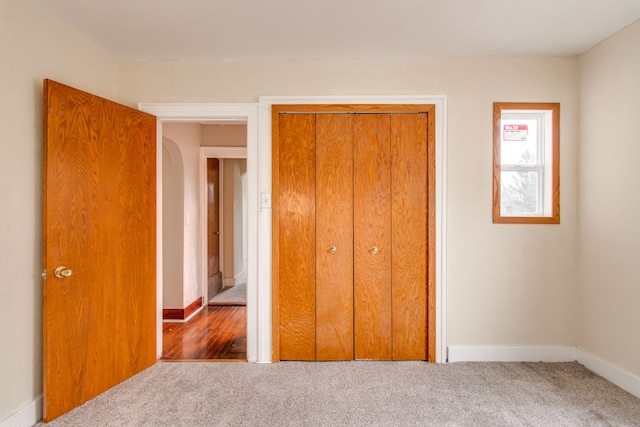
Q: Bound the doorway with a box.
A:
[159,122,249,361]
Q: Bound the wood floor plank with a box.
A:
[162,306,246,361]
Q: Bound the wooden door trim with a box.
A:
[271,104,437,362]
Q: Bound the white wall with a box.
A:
[118,56,580,349]
[162,137,185,308]
[0,0,118,422]
[162,123,202,307]
[578,19,640,377]
[221,158,247,283]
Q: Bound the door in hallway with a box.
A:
[207,158,222,297]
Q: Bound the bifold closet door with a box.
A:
[278,113,316,360]
[390,114,428,360]
[353,114,393,360]
[278,111,428,361]
[353,113,428,360]
[278,113,355,361]
[315,114,354,360]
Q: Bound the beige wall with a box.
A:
[578,19,640,377]
[162,123,202,307]
[161,136,185,308]
[202,124,247,147]
[0,0,118,421]
[118,56,580,348]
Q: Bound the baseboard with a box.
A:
[223,278,235,288]
[162,297,203,321]
[235,269,247,285]
[0,397,42,427]
[577,348,640,399]
[162,306,204,323]
[447,346,577,363]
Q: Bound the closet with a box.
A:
[273,106,431,361]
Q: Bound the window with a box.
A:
[493,102,560,224]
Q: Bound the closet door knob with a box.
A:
[370,246,379,254]
[329,246,337,254]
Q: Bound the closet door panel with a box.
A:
[278,113,316,360]
[315,114,354,361]
[353,114,392,360]
[391,114,428,360]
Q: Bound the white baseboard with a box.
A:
[577,348,640,399]
[447,346,577,363]
[223,270,247,289]
[0,397,42,427]
[235,269,247,285]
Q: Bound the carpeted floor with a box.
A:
[208,281,246,305]
[38,361,640,426]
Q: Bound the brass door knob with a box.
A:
[370,246,379,254]
[329,246,337,254]
[54,266,73,278]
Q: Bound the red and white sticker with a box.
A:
[503,124,528,141]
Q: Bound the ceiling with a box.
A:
[38,0,640,61]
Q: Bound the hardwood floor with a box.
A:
[162,306,246,361]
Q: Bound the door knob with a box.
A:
[370,246,379,254]
[329,246,337,254]
[213,231,220,235]
[54,266,73,279]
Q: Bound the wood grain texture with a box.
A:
[162,306,246,360]
[391,114,428,360]
[207,158,220,279]
[353,114,392,360]
[277,113,317,360]
[271,104,438,363]
[493,102,560,224]
[43,80,156,421]
[315,114,354,361]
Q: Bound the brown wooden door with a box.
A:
[390,114,428,360]
[207,158,222,294]
[276,109,428,361]
[315,114,354,360]
[277,113,317,360]
[353,114,393,360]
[43,80,156,421]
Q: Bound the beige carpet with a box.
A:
[38,361,640,426]
[209,281,246,305]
